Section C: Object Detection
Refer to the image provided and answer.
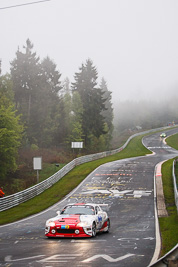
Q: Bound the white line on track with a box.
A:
[71,239,106,243]
[82,253,140,263]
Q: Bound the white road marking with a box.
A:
[5,255,45,262]
[110,190,132,195]
[80,189,152,198]
[82,253,137,263]
[133,190,152,197]
[117,238,139,248]
[134,194,142,198]
[71,239,106,243]
[118,238,139,241]
[81,189,111,194]
[38,254,82,263]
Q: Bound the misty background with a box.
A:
[1,0,178,105]
[0,0,178,195]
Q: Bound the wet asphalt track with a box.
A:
[0,128,178,267]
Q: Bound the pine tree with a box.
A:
[39,57,62,146]
[72,59,106,148]
[100,77,114,142]
[68,91,84,144]
[11,39,41,123]
[40,56,62,96]
[11,40,63,147]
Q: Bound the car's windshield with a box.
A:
[61,205,95,215]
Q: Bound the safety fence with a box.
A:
[149,244,178,266]
[0,126,176,212]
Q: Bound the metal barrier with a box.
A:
[0,126,175,212]
[149,244,178,266]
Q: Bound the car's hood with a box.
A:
[47,214,93,225]
[56,215,80,224]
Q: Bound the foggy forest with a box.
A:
[0,39,177,194]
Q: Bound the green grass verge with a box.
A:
[166,133,178,150]
[0,134,151,225]
[38,163,66,182]
[159,158,178,256]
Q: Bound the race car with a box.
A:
[45,203,110,238]
[160,132,166,138]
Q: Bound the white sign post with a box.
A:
[71,142,83,149]
[33,157,42,183]
[71,142,83,155]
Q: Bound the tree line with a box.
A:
[113,98,178,134]
[0,39,113,180]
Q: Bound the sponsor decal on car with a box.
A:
[98,216,102,222]
[61,225,70,229]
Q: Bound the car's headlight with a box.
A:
[77,221,90,227]
[46,221,55,227]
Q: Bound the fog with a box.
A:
[0,0,178,107]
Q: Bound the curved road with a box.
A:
[0,128,178,267]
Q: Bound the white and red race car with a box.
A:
[45,203,110,238]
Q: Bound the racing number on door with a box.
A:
[95,206,103,228]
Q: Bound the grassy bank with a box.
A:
[166,133,178,150]
[159,132,178,256]
[159,158,178,256]
[0,134,151,225]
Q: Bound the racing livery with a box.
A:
[45,203,110,238]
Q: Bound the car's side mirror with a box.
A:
[56,211,60,216]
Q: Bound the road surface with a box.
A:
[0,128,177,267]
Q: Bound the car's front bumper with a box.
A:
[45,225,93,238]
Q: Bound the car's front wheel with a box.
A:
[92,222,96,237]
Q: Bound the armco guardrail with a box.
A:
[173,159,178,212]
[0,126,176,212]
[149,244,178,266]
